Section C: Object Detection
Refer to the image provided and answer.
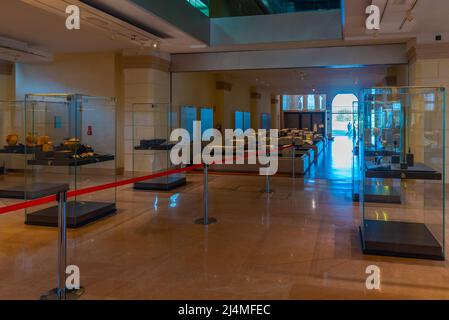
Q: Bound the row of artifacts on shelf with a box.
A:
[279,128,326,146]
[3,133,97,159]
[134,130,327,152]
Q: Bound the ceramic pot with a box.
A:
[42,142,54,152]
[64,138,81,152]
[6,134,18,146]
[37,135,50,146]
[26,133,37,147]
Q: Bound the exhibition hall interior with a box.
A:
[0,0,449,300]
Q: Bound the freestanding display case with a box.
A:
[358,87,446,260]
[0,101,29,197]
[353,99,402,203]
[23,94,117,228]
[132,103,186,190]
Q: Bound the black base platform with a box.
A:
[0,183,69,199]
[353,185,401,204]
[134,175,187,191]
[360,220,444,260]
[25,201,116,228]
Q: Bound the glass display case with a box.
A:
[358,87,446,260]
[23,94,117,228]
[0,100,30,198]
[132,103,186,190]
[353,99,402,204]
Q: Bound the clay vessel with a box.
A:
[6,134,18,146]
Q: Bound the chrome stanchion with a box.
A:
[57,190,67,300]
[40,190,84,300]
[195,164,217,225]
[261,153,274,194]
[265,174,272,193]
[291,145,296,178]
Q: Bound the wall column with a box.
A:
[0,62,14,100]
[250,87,261,129]
[122,53,171,174]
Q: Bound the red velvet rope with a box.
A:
[0,144,294,215]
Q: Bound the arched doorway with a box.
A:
[331,93,358,137]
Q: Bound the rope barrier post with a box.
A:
[291,145,296,179]
[261,149,273,194]
[195,163,217,225]
[57,190,67,300]
[41,189,84,300]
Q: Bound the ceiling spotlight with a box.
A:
[152,40,160,49]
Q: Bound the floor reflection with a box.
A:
[309,136,355,181]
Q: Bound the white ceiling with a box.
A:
[0,0,202,58]
[0,0,447,59]
[344,0,449,42]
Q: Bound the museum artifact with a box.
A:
[6,134,18,146]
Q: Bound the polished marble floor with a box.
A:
[0,137,449,299]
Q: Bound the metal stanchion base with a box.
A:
[40,287,85,300]
[260,189,274,194]
[195,217,217,225]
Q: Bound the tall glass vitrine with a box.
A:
[23,94,117,228]
[132,103,186,190]
[358,87,446,260]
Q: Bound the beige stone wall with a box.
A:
[14,52,123,171]
[172,72,276,131]
[409,57,449,178]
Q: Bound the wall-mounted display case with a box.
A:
[23,94,117,228]
[283,111,327,137]
[358,87,446,260]
[132,103,186,190]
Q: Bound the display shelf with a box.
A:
[0,182,68,200]
[134,175,187,191]
[360,220,443,260]
[365,162,442,180]
[0,145,37,154]
[27,154,114,166]
[25,201,116,228]
[352,184,401,204]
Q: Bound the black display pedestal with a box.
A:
[360,220,444,260]
[25,201,116,228]
[0,183,69,199]
[352,184,401,204]
[134,175,186,191]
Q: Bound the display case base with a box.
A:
[360,220,444,260]
[40,287,85,300]
[134,175,186,191]
[352,185,401,204]
[25,201,116,228]
[0,183,69,199]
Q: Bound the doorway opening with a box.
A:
[331,93,358,137]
